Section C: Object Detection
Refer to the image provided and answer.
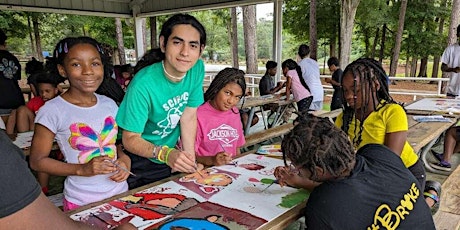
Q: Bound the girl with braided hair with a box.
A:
[280,114,434,229]
[335,57,441,213]
[195,68,246,166]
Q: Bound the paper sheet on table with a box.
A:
[412,115,452,123]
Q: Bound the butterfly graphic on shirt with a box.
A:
[69,116,118,163]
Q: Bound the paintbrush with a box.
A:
[218,142,226,152]
[178,144,204,177]
[261,180,278,192]
[105,160,136,177]
[261,179,279,192]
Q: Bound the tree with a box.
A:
[340,0,360,68]
[389,0,407,77]
[432,0,449,79]
[447,0,460,46]
[230,7,239,68]
[115,18,126,65]
[26,14,36,58]
[150,17,158,48]
[243,5,258,74]
[309,0,318,60]
[283,0,340,58]
[31,13,43,61]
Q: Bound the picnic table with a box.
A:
[241,95,296,135]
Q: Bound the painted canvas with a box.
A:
[217,153,283,176]
[71,154,309,229]
[107,181,207,229]
[70,203,137,229]
[405,98,460,113]
[173,168,240,199]
[149,201,267,230]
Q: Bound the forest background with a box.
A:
[0,0,459,79]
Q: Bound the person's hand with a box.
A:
[325,78,332,83]
[213,152,232,166]
[167,149,197,173]
[77,156,116,177]
[276,81,283,87]
[109,159,130,182]
[274,165,302,188]
[453,67,460,73]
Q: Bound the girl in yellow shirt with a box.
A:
[335,58,440,213]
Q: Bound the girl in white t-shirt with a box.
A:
[195,68,246,166]
[29,37,129,211]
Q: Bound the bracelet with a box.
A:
[157,147,164,162]
[152,145,158,159]
[423,192,439,203]
[165,148,174,164]
[158,146,169,163]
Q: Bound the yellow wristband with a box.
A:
[158,146,169,163]
[157,146,164,162]
[165,148,174,164]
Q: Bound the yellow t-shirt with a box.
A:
[335,103,418,168]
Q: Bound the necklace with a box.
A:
[162,61,186,81]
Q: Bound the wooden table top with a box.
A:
[406,114,457,153]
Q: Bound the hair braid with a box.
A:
[283,114,355,180]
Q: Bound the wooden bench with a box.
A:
[433,165,460,229]
[241,123,294,149]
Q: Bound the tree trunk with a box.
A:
[27,15,36,58]
[371,27,379,59]
[329,37,337,57]
[363,27,370,57]
[410,57,417,77]
[150,17,158,48]
[418,57,428,77]
[230,7,239,68]
[141,19,147,52]
[389,0,407,77]
[340,0,360,69]
[115,18,126,65]
[243,5,258,74]
[379,24,386,64]
[432,0,447,79]
[32,14,43,62]
[405,57,410,77]
[447,0,460,46]
[309,0,318,60]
